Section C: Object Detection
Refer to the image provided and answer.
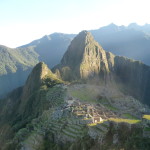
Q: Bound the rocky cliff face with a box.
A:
[54,31,114,81]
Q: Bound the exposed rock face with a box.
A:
[79,32,110,79]
[54,31,114,81]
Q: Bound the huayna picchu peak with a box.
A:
[0,31,150,150]
[54,30,113,80]
[54,31,150,106]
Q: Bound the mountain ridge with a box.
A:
[1,23,150,98]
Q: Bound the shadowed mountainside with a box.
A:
[20,33,75,68]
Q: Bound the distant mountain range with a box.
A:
[0,33,74,96]
[20,33,75,68]
[1,23,150,96]
[20,23,150,67]
[91,23,150,65]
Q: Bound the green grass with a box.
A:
[109,118,141,124]
[143,115,150,120]
[122,113,138,119]
[69,88,97,103]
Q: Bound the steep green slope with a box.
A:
[0,62,64,149]
[0,45,39,97]
[0,45,38,75]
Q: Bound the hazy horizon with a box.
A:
[0,0,150,47]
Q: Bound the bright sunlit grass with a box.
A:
[109,118,141,124]
[143,115,150,120]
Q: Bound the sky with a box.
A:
[0,0,150,48]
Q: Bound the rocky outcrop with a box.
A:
[54,31,113,81]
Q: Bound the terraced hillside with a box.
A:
[5,82,149,150]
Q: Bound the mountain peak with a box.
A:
[77,30,95,44]
[60,31,96,67]
[21,62,50,99]
[34,62,50,79]
[72,30,94,43]
[77,30,90,36]
[54,31,113,80]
